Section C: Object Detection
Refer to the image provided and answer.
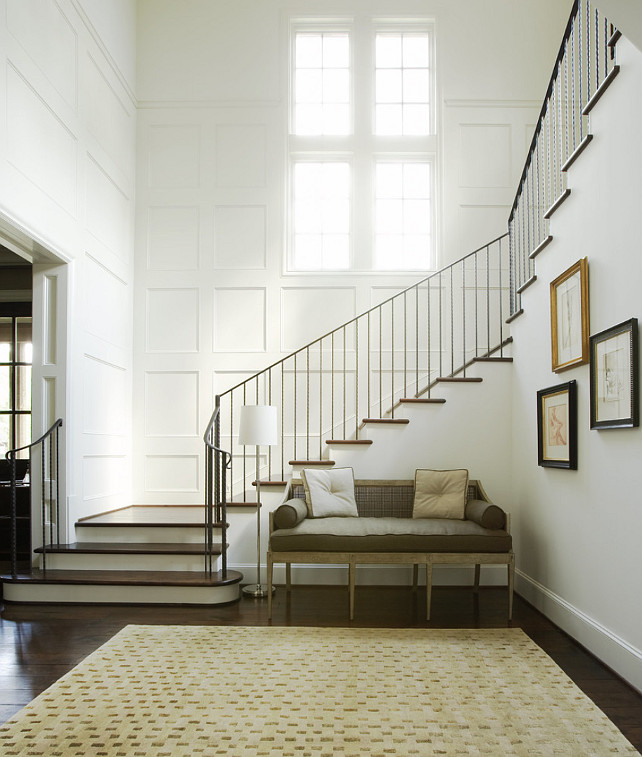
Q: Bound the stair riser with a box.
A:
[2,582,240,605]
[74,526,217,544]
[38,553,220,572]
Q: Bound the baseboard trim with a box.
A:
[516,570,642,695]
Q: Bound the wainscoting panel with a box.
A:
[214,205,266,269]
[144,371,199,438]
[83,355,128,437]
[147,206,200,271]
[147,124,200,188]
[146,288,199,353]
[144,454,200,493]
[213,287,266,352]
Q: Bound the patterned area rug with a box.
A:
[0,625,637,756]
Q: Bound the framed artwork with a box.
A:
[550,258,589,372]
[537,380,577,469]
[589,318,639,429]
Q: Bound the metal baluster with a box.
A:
[367,312,371,417]
[293,351,297,459]
[475,253,479,357]
[498,238,504,355]
[450,266,454,376]
[268,369,273,480]
[439,271,443,379]
[403,290,408,402]
[486,245,491,354]
[391,299,395,411]
[586,0,591,100]
[355,319,359,432]
[415,285,419,397]
[319,338,323,459]
[281,362,285,479]
[230,393,234,502]
[426,278,431,397]
[462,262,466,376]
[595,6,599,91]
[379,307,382,417]
[306,347,310,460]
[343,327,346,439]
[41,443,46,570]
[332,331,335,439]
[509,220,515,315]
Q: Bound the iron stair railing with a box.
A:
[208,234,509,501]
[509,0,619,313]
[204,400,230,578]
[5,418,63,577]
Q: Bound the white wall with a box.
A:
[510,38,642,692]
[134,0,569,506]
[0,0,137,534]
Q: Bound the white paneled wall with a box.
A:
[134,0,569,505]
[0,0,136,535]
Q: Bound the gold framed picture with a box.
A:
[550,258,589,372]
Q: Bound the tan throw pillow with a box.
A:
[413,469,469,520]
[300,468,358,518]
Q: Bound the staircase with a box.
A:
[2,506,242,604]
[1,0,621,603]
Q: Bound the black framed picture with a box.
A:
[537,380,577,469]
[589,318,639,429]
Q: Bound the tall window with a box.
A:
[0,312,32,459]
[289,20,436,273]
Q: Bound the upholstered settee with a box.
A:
[267,471,514,621]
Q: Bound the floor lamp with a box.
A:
[238,404,277,598]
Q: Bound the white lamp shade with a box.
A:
[238,405,278,446]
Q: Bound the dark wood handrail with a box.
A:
[4,418,63,460]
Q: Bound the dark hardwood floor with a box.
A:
[1,585,641,751]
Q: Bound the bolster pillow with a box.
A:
[465,499,506,530]
[273,498,309,529]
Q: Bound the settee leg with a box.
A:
[285,563,292,592]
[412,564,419,590]
[349,562,355,620]
[508,557,514,621]
[425,562,433,620]
[267,558,273,619]
[473,563,481,593]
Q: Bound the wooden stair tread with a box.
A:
[436,377,483,383]
[400,398,446,404]
[1,569,243,587]
[34,543,223,556]
[78,506,222,527]
[326,439,373,445]
[473,356,513,363]
[362,418,410,424]
[289,460,336,466]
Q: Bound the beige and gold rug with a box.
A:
[0,625,637,756]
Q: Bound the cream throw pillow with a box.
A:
[413,468,469,520]
[300,468,358,518]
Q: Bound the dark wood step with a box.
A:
[544,188,571,219]
[529,235,554,260]
[288,460,336,466]
[34,543,223,556]
[362,418,410,424]
[326,439,373,445]
[506,308,523,324]
[583,65,620,115]
[561,135,593,173]
[516,275,537,294]
[435,377,483,383]
[473,356,513,363]
[1,569,243,587]
[252,480,288,487]
[400,398,446,404]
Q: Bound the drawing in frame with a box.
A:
[589,317,639,429]
[537,380,577,469]
[550,257,589,372]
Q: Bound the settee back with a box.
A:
[288,478,489,519]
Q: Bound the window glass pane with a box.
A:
[375,31,431,136]
[402,104,430,135]
[0,366,10,411]
[375,104,402,135]
[323,35,349,67]
[294,32,350,136]
[296,34,322,68]
[16,367,31,411]
[374,162,431,269]
[322,235,350,269]
[17,413,31,451]
[0,415,9,458]
[376,35,401,68]
[403,69,430,103]
[0,318,12,362]
[403,35,430,67]
[293,162,351,270]
[296,70,322,103]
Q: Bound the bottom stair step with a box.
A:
[1,569,243,605]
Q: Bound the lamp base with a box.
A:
[242,583,275,598]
